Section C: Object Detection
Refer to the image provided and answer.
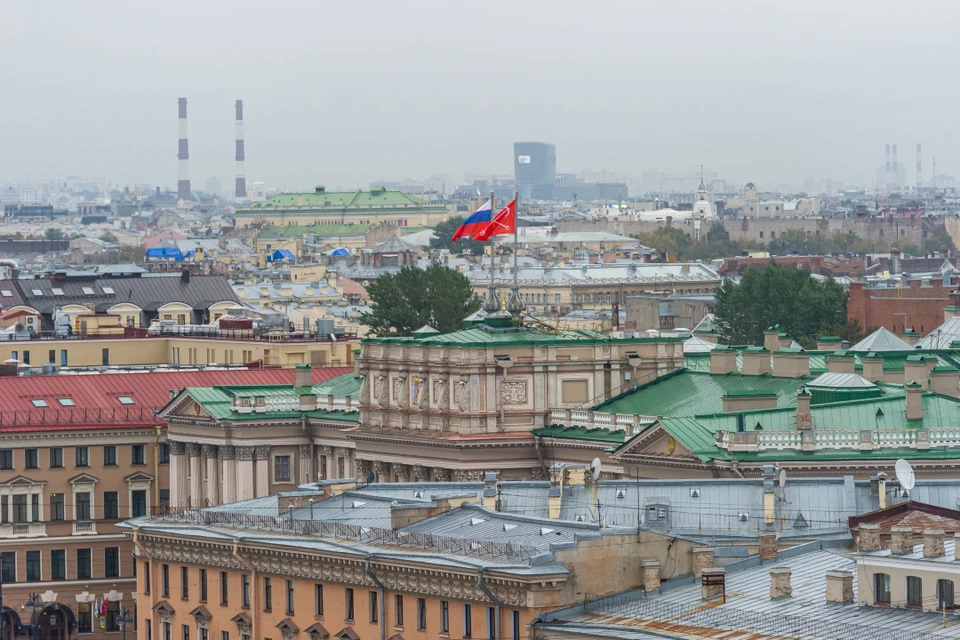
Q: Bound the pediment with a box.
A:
[161,390,213,420]
[68,473,99,485]
[614,423,696,460]
[125,471,155,483]
[1,475,45,487]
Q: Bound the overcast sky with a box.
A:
[3,0,958,192]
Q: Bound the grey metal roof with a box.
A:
[862,537,957,563]
[541,547,960,639]
[848,327,917,353]
[808,372,877,388]
[918,315,960,349]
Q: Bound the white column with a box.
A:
[204,445,220,506]
[236,447,255,501]
[169,441,188,507]
[221,446,237,504]
[324,447,335,480]
[255,446,270,497]
[188,444,203,507]
[298,445,313,486]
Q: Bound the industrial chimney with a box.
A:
[892,143,898,185]
[916,143,923,191]
[885,144,891,183]
[177,98,191,201]
[235,99,247,201]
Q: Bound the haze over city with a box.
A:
[4,0,959,190]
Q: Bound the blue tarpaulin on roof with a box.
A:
[325,247,349,257]
[145,247,184,260]
[267,249,296,262]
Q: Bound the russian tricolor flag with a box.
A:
[451,199,493,241]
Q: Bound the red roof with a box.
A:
[0,366,352,431]
[848,500,960,534]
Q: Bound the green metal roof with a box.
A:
[593,370,810,417]
[312,372,362,398]
[249,188,438,211]
[182,386,359,423]
[532,425,626,444]
[363,325,684,348]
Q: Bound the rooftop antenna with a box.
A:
[778,468,787,502]
[589,457,602,483]
[895,458,915,499]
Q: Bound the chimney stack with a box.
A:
[825,570,854,604]
[905,380,924,421]
[700,567,725,602]
[796,387,812,431]
[641,560,661,593]
[177,98,191,202]
[295,363,313,389]
[235,99,247,201]
[856,524,881,552]
[891,526,914,555]
[769,566,791,599]
[923,529,945,558]
[759,532,777,561]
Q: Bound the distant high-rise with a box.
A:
[177,98,191,201]
[206,176,223,197]
[514,142,556,200]
[235,99,247,200]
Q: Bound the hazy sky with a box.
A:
[3,0,958,191]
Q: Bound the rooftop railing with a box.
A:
[0,406,157,427]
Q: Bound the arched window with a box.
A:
[874,573,891,605]
[906,576,923,608]
[938,579,955,611]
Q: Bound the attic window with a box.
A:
[539,527,555,536]
[31,289,42,296]
[575,514,586,522]
[102,286,115,294]
[0,291,11,297]
[58,398,75,407]
[413,491,424,499]
[794,512,809,529]
[52,288,64,296]
[503,523,517,531]
[470,518,486,526]
[117,396,135,405]
[876,408,884,418]
[31,399,48,407]
[82,287,95,295]
[616,489,626,499]
[351,501,367,509]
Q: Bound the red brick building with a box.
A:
[847,277,957,336]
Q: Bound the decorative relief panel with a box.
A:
[501,381,527,405]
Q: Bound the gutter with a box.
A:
[476,568,501,640]
[364,556,386,640]
[232,541,258,640]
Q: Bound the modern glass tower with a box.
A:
[514,142,556,200]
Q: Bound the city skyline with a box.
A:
[2,1,958,191]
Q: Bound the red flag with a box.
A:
[473,200,516,242]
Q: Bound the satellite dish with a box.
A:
[778,469,787,489]
[589,457,602,481]
[895,458,916,492]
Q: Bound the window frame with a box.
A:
[314,583,323,617]
[274,455,291,482]
[874,572,891,605]
[907,575,923,609]
[76,548,92,580]
[345,587,354,622]
[181,566,190,600]
[24,448,38,469]
[104,546,120,578]
[49,447,63,468]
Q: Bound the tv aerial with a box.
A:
[894,458,916,499]
[589,457,602,483]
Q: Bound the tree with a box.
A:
[361,264,481,336]
[45,228,66,241]
[117,245,142,263]
[101,232,119,244]
[428,217,487,255]
[922,226,956,255]
[712,261,849,346]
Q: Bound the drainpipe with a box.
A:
[132,529,157,640]
[364,556,386,640]
[477,568,501,640]
[232,541,257,640]
[730,462,745,479]
[153,424,162,508]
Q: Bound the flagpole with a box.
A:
[506,189,525,322]
[483,189,500,313]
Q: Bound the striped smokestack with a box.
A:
[916,143,922,190]
[177,98,191,201]
[235,99,247,200]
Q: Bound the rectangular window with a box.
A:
[76,491,91,521]
[132,444,146,465]
[51,550,65,580]
[24,448,38,469]
[61,350,68,367]
[77,548,91,580]
[314,584,323,617]
[0,552,15,583]
[106,601,120,632]
[274,455,291,482]
[104,445,117,466]
[939,579,955,611]
[907,576,923,608]
[511,611,520,640]
[105,547,120,578]
[181,566,190,599]
[26,550,40,582]
[78,603,92,634]
[200,569,208,602]
[220,571,228,605]
[263,577,272,611]
[102,348,110,366]
[104,491,119,519]
[395,594,403,627]
[200,630,207,640]
[162,564,170,597]
[441,601,449,633]
[286,580,294,614]
[164,623,172,640]
[49,447,63,468]
[221,633,229,640]
[159,489,170,506]
[147,620,152,640]
[182,625,190,640]
[133,556,137,578]
[132,490,147,517]
[50,493,65,521]
[417,598,426,630]
[0,450,12,470]
[31,494,39,522]
[145,562,151,595]
[242,574,250,607]
[75,446,89,467]
[464,604,472,638]
[12,495,27,523]
[160,443,170,464]
[0,496,6,523]
[23,351,30,365]
[369,591,378,623]
[345,588,354,621]
[875,573,891,604]
[487,607,496,640]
